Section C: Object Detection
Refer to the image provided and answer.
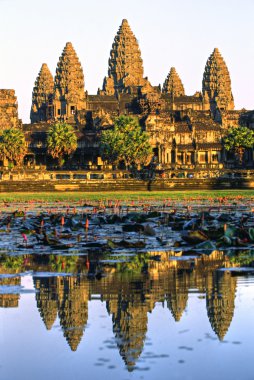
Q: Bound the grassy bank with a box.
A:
[0,190,254,202]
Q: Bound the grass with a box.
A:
[0,190,254,202]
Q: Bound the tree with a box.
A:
[47,122,78,166]
[0,128,27,167]
[224,126,254,164]
[100,115,153,169]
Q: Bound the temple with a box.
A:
[1,19,254,173]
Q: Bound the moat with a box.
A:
[1,258,254,380]
[1,197,254,379]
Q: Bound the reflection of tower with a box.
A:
[33,277,58,330]
[107,294,149,371]
[191,251,226,294]
[166,270,189,321]
[206,271,236,340]
[0,276,20,308]
[58,276,88,351]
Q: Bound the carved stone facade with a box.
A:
[54,42,86,123]
[0,90,20,130]
[31,63,54,123]
[145,109,224,171]
[202,48,235,113]
[162,67,185,97]
[99,19,149,96]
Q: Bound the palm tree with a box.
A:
[224,126,254,165]
[0,128,27,167]
[47,122,78,167]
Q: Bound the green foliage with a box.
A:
[49,254,79,272]
[229,250,254,266]
[0,128,27,166]
[100,115,153,168]
[0,255,23,270]
[224,126,254,163]
[47,122,78,165]
[116,253,149,273]
[0,190,254,203]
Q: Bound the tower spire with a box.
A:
[30,63,54,123]
[54,42,86,121]
[202,48,234,111]
[162,67,185,97]
[100,19,146,95]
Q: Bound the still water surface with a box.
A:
[1,256,254,380]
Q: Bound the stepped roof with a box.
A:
[101,19,145,95]
[202,48,234,110]
[162,67,185,97]
[54,42,86,105]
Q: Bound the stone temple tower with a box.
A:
[54,42,86,122]
[30,63,54,123]
[100,19,148,95]
[202,48,234,112]
[162,67,185,97]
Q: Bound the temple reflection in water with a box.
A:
[0,275,21,308]
[0,251,238,369]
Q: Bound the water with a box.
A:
[1,254,254,380]
[0,197,254,380]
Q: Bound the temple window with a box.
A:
[177,153,184,164]
[212,153,219,162]
[186,153,192,164]
[199,152,207,163]
[71,106,75,114]
[57,109,61,115]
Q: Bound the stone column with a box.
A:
[208,151,212,165]
[168,149,171,164]
[183,150,187,165]
[175,148,178,165]
[161,147,165,164]
[158,146,162,165]
[194,150,198,166]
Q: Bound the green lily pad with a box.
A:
[224,225,237,238]
[249,228,254,241]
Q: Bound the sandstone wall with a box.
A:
[0,90,20,130]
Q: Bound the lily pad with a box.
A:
[224,225,237,238]
[249,228,254,241]
[181,230,209,244]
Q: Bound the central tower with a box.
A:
[100,19,147,95]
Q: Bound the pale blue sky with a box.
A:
[0,0,253,123]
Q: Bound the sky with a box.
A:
[0,0,253,123]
